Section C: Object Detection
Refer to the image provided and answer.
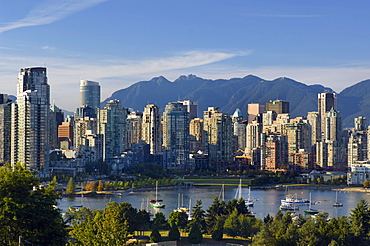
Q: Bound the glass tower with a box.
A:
[80,80,101,109]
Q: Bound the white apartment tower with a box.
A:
[11,67,50,174]
[142,104,161,154]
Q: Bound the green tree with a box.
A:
[349,199,370,245]
[224,209,240,238]
[239,214,261,239]
[150,226,162,243]
[212,229,223,241]
[168,211,188,229]
[251,223,276,246]
[190,200,206,233]
[205,197,223,233]
[67,207,96,245]
[188,223,203,244]
[168,224,180,241]
[68,203,130,245]
[66,177,75,194]
[0,164,67,245]
[297,218,321,246]
[153,212,169,230]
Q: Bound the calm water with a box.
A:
[58,186,370,219]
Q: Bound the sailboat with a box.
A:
[218,183,225,201]
[235,179,243,200]
[333,191,343,207]
[150,181,165,208]
[304,193,319,215]
[245,186,254,207]
[175,193,189,212]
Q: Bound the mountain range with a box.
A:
[102,74,370,128]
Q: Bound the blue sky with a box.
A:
[1,0,370,111]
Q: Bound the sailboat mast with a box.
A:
[222,184,225,201]
[156,181,158,201]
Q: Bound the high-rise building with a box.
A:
[266,100,289,114]
[163,102,190,170]
[318,92,336,139]
[307,111,320,145]
[189,118,205,152]
[58,122,74,149]
[354,116,367,131]
[245,120,263,156]
[178,100,198,120]
[0,94,12,164]
[80,80,101,110]
[324,108,342,142]
[190,118,204,142]
[49,104,64,149]
[127,111,142,147]
[248,103,265,123]
[11,67,50,174]
[262,134,288,171]
[262,111,277,126]
[141,104,161,154]
[232,108,247,150]
[203,107,234,170]
[285,120,312,163]
[98,100,128,161]
[348,131,367,167]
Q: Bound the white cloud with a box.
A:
[0,50,249,111]
[2,49,370,112]
[41,46,55,51]
[247,14,319,18]
[0,0,109,33]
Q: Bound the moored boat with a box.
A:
[150,181,165,208]
[333,191,343,207]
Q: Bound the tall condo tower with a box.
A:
[203,107,234,171]
[163,102,190,170]
[11,67,50,174]
[80,80,101,109]
[318,92,336,139]
[98,100,127,161]
[0,94,12,164]
[142,104,161,154]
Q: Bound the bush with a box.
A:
[168,224,180,241]
[150,226,162,243]
[212,229,223,241]
[188,224,202,244]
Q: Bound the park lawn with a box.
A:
[137,230,251,245]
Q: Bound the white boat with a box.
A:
[174,193,189,212]
[245,186,254,207]
[281,193,309,205]
[333,191,343,207]
[280,203,299,210]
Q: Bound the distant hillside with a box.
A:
[102,74,370,128]
[338,79,370,127]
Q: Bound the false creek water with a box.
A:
[58,186,370,219]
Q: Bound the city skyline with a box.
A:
[1,1,370,111]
